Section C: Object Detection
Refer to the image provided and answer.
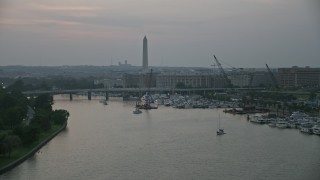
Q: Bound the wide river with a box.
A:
[1,95,320,180]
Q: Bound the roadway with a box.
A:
[22,87,266,95]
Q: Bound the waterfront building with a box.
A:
[229,69,253,87]
[143,36,148,71]
[94,78,123,88]
[122,74,140,88]
[156,72,227,88]
[229,74,251,87]
[123,72,157,88]
[278,66,320,88]
[250,71,275,87]
[122,72,227,89]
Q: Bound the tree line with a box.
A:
[2,76,103,92]
[0,81,69,157]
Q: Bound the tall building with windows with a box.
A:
[143,36,148,71]
[278,66,320,88]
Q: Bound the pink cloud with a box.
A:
[30,3,103,18]
[0,17,133,41]
[0,18,30,25]
[0,18,83,26]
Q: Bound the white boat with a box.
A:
[268,121,276,127]
[276,121,287,128]
[133,108,142,114]
[312,125,320,135]
[300,127,312,134]
[290,111,309,120]
[287,122,297,129]
[100,99,108,105]
[216,114,226,135]
[184,102,193,109]
[300,123,314,134]
[250,116,266,124]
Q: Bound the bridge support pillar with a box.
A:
[122,92,126,100]
[69,93,73,101]
[105,91,109,100]
[88,91,92,100]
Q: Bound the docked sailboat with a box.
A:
[217,114,226,135]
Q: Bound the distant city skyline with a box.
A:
[0,0,319,68]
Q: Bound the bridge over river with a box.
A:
[23,87,265,100]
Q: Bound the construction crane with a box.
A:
[147,68,153,94]
[145,68,153,109]
[265,64,279,88]
[213,55,233,88]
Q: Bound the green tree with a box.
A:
[0,135,22,157]
[32,109,51,131]
[6,79,25,92]
[33,94,53,111]
[3,106,26,129]
[51,110,69,125]
[14,125,40,145]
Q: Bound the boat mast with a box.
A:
[218,114,221,129]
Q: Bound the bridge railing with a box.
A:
[22,87,265,95]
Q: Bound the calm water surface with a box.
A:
[1,95,320,180]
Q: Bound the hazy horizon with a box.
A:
[0,0,319,68]
[1,64,319,69]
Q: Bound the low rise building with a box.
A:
[94,78,123,88]
[250,71,275,87]
[156,72,227,88]
[122,72,156,88]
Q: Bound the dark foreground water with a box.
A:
[1,95,320,180]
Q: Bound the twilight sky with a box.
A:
[0,0,319,68]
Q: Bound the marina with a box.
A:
[248,111,320,135]
[136,93,320,136]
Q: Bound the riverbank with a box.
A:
[0,122,67,175]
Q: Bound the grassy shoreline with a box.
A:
[0,123,66,172]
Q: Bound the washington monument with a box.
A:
[143,36,148,71]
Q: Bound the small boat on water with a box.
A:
[217,128,225,135]
[99,99,108,105]
[133,107,142,114]
[216,114,226,135]
[250,116,266,124]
